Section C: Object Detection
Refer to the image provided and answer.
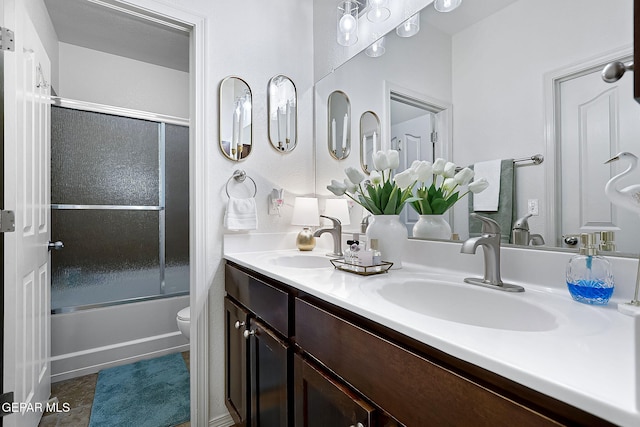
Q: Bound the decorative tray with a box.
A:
[330,259,393,276]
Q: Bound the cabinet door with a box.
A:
[294,354,375,427]
[247,318,290,427]
[225,297,249,426]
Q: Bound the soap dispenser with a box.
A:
[566,233,614,305]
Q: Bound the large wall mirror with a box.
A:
[219,76,252,161]
[314,0,637,256]
[328,90,351,160]
[268,75,297,152]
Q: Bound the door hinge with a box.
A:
[0,27,15,52]
[0,392,14,417]
[430,131,438,144]
[0,210,16,233]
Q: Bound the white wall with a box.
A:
[450,0,633,240]
[57,43,189,118]
[116,0,316,422]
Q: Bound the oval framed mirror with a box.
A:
[219,76,252,161]
[268,75,297,152]
[359,111,380,174]
[328,90,351,160]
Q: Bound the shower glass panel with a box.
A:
[51,108,160,206]
[51,105,189,313]
[164,124,190,295]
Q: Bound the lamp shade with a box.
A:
[324,199,351,225]
[365,37,386,58]
[291,197,320,226]
[434,0,462,12]
[396,13,420,37]
[337,0,359,46]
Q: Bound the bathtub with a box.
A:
[50,294,189,382]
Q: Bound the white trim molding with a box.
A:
[209,412,235,427]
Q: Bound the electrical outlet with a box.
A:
[527,199,539,216]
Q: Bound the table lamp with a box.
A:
[291,197,320,251]
[323,199,351,227]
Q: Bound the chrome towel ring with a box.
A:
[225,169,257,198]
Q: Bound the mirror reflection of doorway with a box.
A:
[390,92,448,233]
[555,53,640,254]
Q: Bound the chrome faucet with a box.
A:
[360,214,372,234]
[460,213,524,292]
[313,215,343,257]
[511,213,545,246]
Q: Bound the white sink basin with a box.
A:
[270,255,331,269]
[377,280,558,332]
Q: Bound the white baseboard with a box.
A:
[209,411,234,427]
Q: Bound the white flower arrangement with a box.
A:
[327,151,489,216]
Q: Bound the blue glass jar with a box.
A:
[566,233,614,305]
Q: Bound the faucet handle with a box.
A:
[320,215,342,226]
[470,213,501,235]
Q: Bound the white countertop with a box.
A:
[224,233,639,426]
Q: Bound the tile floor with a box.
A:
[38,352,190,427]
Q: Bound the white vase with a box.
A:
[366,215,407,269]
[412,214,452,240]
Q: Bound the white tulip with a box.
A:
[327,179,347,196]
[386,150,400,170]
[469,178,490,193]
[369,170,383,186]
[393,168,417,189]
[443,162,457,178]
[373,150,389,171]
[454,167,474,186]
[344,178,358,194]
[432,158,446,175]
[412,160,433,182]
[442,177,457,192]
[345,167,365,185]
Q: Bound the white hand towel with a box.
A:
[224,196,258,230]
[473,159,502,211]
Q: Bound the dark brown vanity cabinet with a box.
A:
[225,263,291,426]
[294,353,376,427]
[224,297,249,426]
[225,262,615,427]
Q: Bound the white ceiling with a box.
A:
[422,0,520,35]
[43,0,190,72]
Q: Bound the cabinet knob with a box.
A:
[243,329,256,339]
[349,423,364,427]
[234,320,245,329]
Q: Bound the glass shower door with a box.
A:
[50,106,189,312]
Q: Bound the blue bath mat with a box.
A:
[89,353,190,427]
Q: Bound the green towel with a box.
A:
[468,159,516,243]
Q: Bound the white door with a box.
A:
[559,58,640,254]
[3,0,52,425]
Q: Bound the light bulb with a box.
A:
[339,14,356,33]
[434,0,462,13]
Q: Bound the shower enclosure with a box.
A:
[50,100,189,313]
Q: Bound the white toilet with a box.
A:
[176,306,191,340]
